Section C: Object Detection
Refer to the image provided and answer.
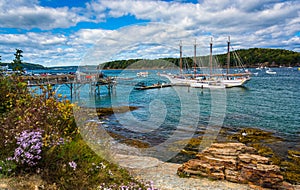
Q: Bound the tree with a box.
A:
[12,49,23,71]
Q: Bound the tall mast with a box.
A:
[209,37,213,77]
[227,36,230,75]
[179,40,183,75]
[194,39,197,77]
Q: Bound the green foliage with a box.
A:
[100,57,198,70]
[0,76,150,189]
[0,81,78,152]
[12,49,24,72]
[217,48,300,67]
[0,76,28,115]
[0,160,17,177]
[41,137,141,189]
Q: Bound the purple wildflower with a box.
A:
[68,161,77,171]
[12,129,43,166]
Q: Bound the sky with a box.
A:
[0,0,299,67]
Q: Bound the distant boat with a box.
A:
[266,69,276,75]
[137,71,148,77]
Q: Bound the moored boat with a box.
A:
[159,37,251,88]
[134,82,172,90]
[190,80,225,89]
[266,69,276,75]
[137,71,148,77]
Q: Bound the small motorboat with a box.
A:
[136,71,148,77]
[266,69,276,75]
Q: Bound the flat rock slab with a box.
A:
[118,154,251,190]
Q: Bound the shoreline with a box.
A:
[119,154,253,190]
[80,105,300,163]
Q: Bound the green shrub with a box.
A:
[0,76,150,189]
[40,137,143,189]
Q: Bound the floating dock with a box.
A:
[134,83,172,90]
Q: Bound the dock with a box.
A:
[134,83,172,90]
[21,73,116,99]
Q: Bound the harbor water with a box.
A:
[32,67,300,159]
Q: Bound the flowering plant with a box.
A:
[68,161,77,171]
[11,129,43,167]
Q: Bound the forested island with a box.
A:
[100,48,300,69]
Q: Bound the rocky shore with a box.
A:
[177,142,295,189]
[122,143,300,190]
[122,154,252,190]
[80,108,300,189]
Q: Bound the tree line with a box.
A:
[100,48,300,69]
[217,48,300,67]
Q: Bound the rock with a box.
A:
[238,154,270,165]
[178,142,292,189]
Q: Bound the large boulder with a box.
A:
[178,142,294,189]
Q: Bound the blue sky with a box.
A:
[0,0,299,67]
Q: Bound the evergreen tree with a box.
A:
[12,49,23,71]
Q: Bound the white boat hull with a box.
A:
[222,78,250,88]
[190,82,225,89]
[266,70,276,75]
[159,73,194,86]
[159,73,250,88]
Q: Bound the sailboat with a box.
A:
[219,36,251,87]
[189,38,225,88]
[159,37,251,88]
[159,39,225,88]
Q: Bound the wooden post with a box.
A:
[70,83,73,99]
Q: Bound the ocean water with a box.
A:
[43,67,300,150]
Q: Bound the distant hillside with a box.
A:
[100,58,178,70]
[100,48,300,69]
[47,66,78,70]
[0,62,45,70]
[217,48,300,68]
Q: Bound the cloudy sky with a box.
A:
[0,0,299,67]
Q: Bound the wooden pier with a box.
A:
[21,73,116,99]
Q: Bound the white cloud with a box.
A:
[0,0,299,66]
[0,6,80,30]
[70,29,108,45]
[0,32,82,67]
[0,0,98,30]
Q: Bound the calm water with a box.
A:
[36,67,300,147]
